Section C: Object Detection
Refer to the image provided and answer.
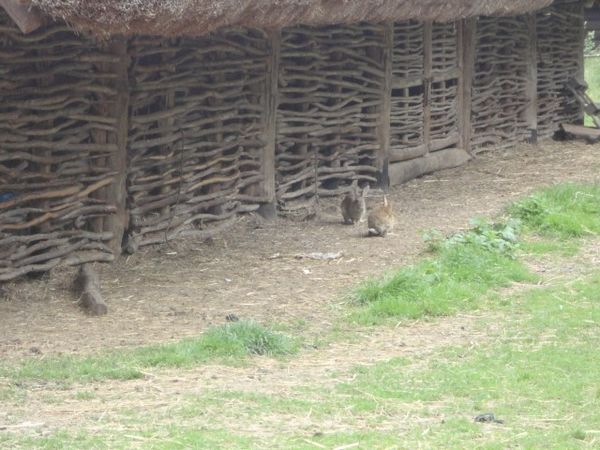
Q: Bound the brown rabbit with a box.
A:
[341,182,369,224]
[367,194,395,237]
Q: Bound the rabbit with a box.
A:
[341,181,369,224]
[367,194,395,237]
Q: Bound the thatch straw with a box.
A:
[28,0,554,36]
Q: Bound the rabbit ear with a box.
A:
[383,195,388,207]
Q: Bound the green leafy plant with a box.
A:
[509,183,600,237]
[424,217,521,258]
[352,219,532,323]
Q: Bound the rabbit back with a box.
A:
[367,196,395,236]
[341,183,367,224]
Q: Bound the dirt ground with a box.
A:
[1,141,599,360]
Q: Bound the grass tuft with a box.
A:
[509,183,600,238]
[0,320,298,383]
[352,229,535,323]
[196,320,300,357]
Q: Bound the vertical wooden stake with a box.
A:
[576,2,586,125]
[423,21,433,154]
[377,22,393,189]
[258,29,280,219]
[458,18,476,154]
[105,36,130,254]
[525,13,539,143]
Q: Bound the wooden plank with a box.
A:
[430,133,460,152]
[377,22,393,188]
[0,0,43,34]
[567,79,600,126]
[560,123,600,141]
[457,18,476,154]
[388,147,471,186]
[423,21,433,154]
[105,36,130,255]
[258,29,280,219]
[525,13,538,142]
[389,144,428,163]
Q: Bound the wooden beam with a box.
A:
[525,13,538,143]
[423,21,433,154]
[258,29,280,219]
[388,147,471,186]
[0,0,43,34]
[105,36,130,254]
[377,22,393,188]
[560,123,600,141]
[457,18,476,154]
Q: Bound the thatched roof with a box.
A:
[25,0,554,36]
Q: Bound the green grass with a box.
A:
[351,242,535,324]
[509,183,600,238]
[333,274,600,449]
[350,217,535,324]
[0,431,111,450]
[3,273,598,449]
[0,320,298,383]
[350,183,600,324]
[519,237,581,257]
[2,182,599,449]
[0,428,255,450]
[584,56,600,126]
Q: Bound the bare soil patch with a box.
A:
[1,141,599,359]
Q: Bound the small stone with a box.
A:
[474,412,504,424]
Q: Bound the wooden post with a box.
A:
[423,21,433,154]
[457,18,476,154]
[457,20,464,149]
[105,36,130,254]
[377,22,393,189]
[525,13,539,143]
[75,264,108,316]
[258,29,280,219]
[576,1,586,125]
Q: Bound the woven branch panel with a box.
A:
[471,16,530,153]
[0,13,116,281]
[126,30,268,249]
[276,23,382,217]
[430,22,459,150]
[390,21,424,157]
[536,3,583,139]
[0,8,585,279]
